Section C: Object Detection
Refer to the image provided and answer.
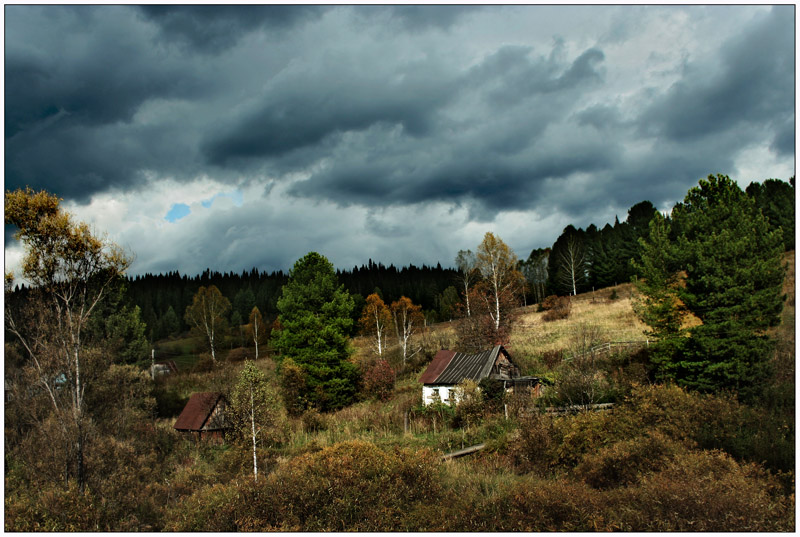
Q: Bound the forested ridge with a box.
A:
[122,177,794,344]
[5,175,795,531]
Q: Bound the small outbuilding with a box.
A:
[151,360,178,378]
[419,345,541,405]
[173,392,230,442]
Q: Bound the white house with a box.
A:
[419,345,540,406]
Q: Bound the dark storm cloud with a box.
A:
[281,41,611,216]
[464,44,605,106]
[137,5,327,52]
[203,57,458,166]
[639,6,793,143]
[5,6,212,201]
[4,4,794,277]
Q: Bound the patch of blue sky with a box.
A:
[164,203,191,222]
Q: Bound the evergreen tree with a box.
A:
[159,306,180,338]
[745,178,795,251]
[272,252,358,411]
[632,212,686,380]
[648,174,785,399]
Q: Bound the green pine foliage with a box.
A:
[272,252,359,411]
[638,174,786,400]
[632,212,686,380]
[746,177,795,251]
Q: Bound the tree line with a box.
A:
[521,177,794,302]
[122,261,459,343]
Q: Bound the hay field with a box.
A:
[508,283,649,360]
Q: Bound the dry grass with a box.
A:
[508,283,649,361]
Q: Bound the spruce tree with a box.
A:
[668,174,784,399]
[272,252,358,411]
[632,211,686,380]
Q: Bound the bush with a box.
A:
[505,411,562,476]
[540,349,564,368]
[361,359,395,401]
[225,347,253,363]
[453,379,485,428]
[192,354,215,373]
[460,475,606,531]
[611,450,794,531]
[573,431,685,489]
[170,441,447,532]
[542,296,571,322]
[301,409,327,432]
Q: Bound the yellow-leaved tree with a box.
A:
[475,232,521,331]
[184,284,231,363]
[4,187,131,493]
[359,293,392,357]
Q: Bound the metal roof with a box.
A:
[419,350,456,384]
[174,392,223,431]
[421,346,505,385]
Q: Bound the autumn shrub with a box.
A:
[192,353,215,373]
[229,440,446,531]
[540,295,559,311]
[453,379,485,428]
[225,347,253,363]
[301,408,327,432]
[5,481,103,532]
[505,411,563,476]
[572,431,685,489]
[460,475,607,531]
[542,296,571,322]
[361,358,395,401]
[278,358,307,417]
[610,449,794,531]
[163,482,239,532]
[540,349,564,368]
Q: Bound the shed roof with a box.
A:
[419,350,456,384]
[174,392,224,431]
[420,346,508,385]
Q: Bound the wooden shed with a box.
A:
[173,392,230,442]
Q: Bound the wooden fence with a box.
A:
[568,340,649,360]
[545,402,615,415]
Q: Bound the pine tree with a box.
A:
[272,252,358,411]
[632,212,686,380]
[664,175,784,399]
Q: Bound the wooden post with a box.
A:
[404,411,409,435]
[151,348,155,380]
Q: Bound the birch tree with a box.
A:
[558,235,585,296]
[230,361,283,481]
[475,232,521,331]
[247,306,267,359]
[391,296,424,365]
[359,293,392,357]
[4,187,131,493]
[455,249,479,317]
[184,285,231,362]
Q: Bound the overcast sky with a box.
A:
[4,4,795,277]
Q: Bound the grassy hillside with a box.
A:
[8,256,793,531]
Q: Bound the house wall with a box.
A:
[422,385,460,406]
